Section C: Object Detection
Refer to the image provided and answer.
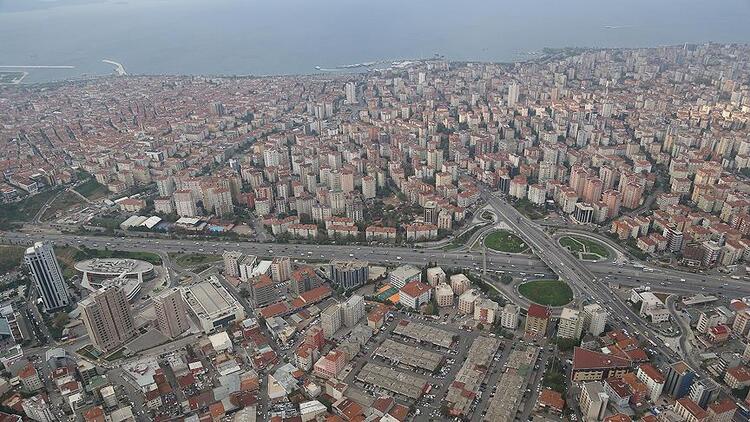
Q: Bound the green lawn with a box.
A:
[104,347,126,361]
[0,188,63,227]
[170,253,221,268]
[512,198,548,220]
[484,230,528,253]
[518,279,573,306]
[89,216,126,230]
[442,223,488,251]
[75,178,108,200]
[0,245,25,274]
[559,236,610,259]
[41,190,85,221]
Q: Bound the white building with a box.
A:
[341,295,365,327]
[22,395,56,422]
[450,274,471,295]
[500,303,520,330]
[636,364,665,403]
[389,265,421,289]
[558,307,583,340]
[582,303,608,336]
[399,281,432,310]
[321,303,341,338]
[458,289,480,314]
[579,381,608,421]
[435,283,454,307]
[426,267,447,286]
[182,277,245,333]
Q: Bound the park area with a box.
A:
[559,235,610,261]
[518,279,573,306]
[484,229,528,253]
[170,253,221,269]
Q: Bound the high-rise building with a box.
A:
[321,303,341,338]
[223,251,244,278]
[622,182,644,209]
[174,190,197,217]
[500,303,520,330]
[582,303,608,336]
[601,190,622,219]
[153,288,190,339]
[345,82,357,104]
[341,295,365,327]
[204,187,233,217]
[155,176,175,197]
[579,382,609,421]
[24,241,69,312]
[557,307,584,339]
[582,177,603,203]
[361,176,376,199]
[271,257,292,283]
[569,165,589,197]
[80,285,137,352]
[663,361,695,399]
[507,82,519,107]
[328,260,369,290]
[423,201,438,224]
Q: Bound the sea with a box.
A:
[1,0,750,84]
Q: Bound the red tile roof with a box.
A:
[572,347,631,370]
[638,363,665,383]
[527,304,551,319]
[400,281,431,298]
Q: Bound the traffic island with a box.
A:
[517,279,573,307]
[483,229,529,253]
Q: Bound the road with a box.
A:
[478,186,719,377]
[2,230,748,302]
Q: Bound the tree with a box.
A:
[500,274,513,285]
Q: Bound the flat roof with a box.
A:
[374,339,443,372]
[75,258,154,275]
[392,320,454,349]
[356,362,427,400]
[184,276,241,319]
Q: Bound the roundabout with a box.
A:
[517,279,573,307]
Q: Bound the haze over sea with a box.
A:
[2,0,750,84]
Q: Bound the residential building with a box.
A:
[558,307,584,340]
[579,382,609,421]
[435,282,454,307]
[153,288,190,339]
[583,303,608,336]
[341,295,365,327]
[501,303,520,330]
[525,304,551,337]
[321,303,341,338]
[636,363,665,402]
[400,281,432,310]
[80,285,137,352]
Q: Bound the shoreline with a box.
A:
[7,42,745,87]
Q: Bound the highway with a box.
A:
[2,230,748,300]
[477,186,735,375]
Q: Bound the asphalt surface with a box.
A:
[2,231,747,300]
